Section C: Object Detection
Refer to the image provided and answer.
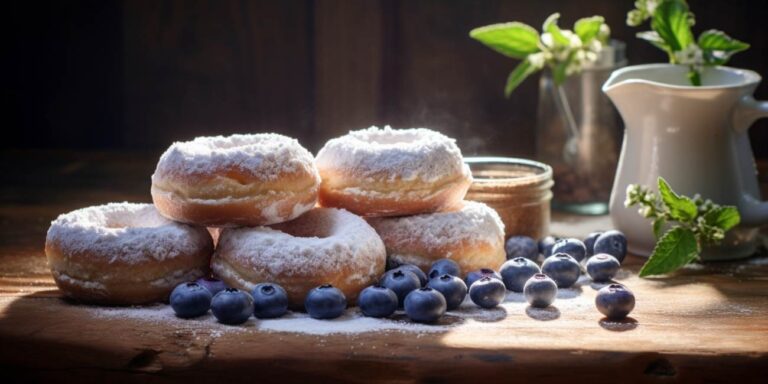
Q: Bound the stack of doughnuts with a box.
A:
[45,126,505,308]
[316,126,506,275]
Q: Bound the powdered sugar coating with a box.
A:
[46,203,212,265]
[316,126,469,182]
[214,208,385,287]
[368,201,505,253]
[152,133,317,181]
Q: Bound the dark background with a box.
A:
[4,0,768,158]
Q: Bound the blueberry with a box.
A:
[505,236,539,261]
[404,287,447,323]
[469,276,506,308]
[210,288,253,325]
[583,231,603,257]
[428,258,461,280]
[251,283,288,319]
[551,238,587,262]
[595,284,635,319]
[427,274,467,310]
[523,273,558,308]
[538,236,559,257]
[380,269,422,307]
[304,284,347,319]
[541,253,581,288]
[586,254,621,282]
[465,268,502,288]
[195,276,228,296]
[397,264,428,286]
[499,257,541,292]
[170,282,212,318]
[593,230,628,263]
[358,285,398,318]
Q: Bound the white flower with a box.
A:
[674,43,704,66]
[562,30,582,49]
[598,24,611,42]
[541,32,554,48]
[644,0,661,15]
[528,52,546,69]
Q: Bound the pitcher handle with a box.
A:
[733,95,768,134]
[733,95,768,225]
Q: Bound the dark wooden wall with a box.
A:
[5,0,768,158]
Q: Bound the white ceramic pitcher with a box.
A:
[603,64,768,260]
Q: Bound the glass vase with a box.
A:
[535,40,626,215]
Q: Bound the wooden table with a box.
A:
[1,150,767,383]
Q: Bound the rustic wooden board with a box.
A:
[1,151,767,383]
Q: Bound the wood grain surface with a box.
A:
[1,151,767,383]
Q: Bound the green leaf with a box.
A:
[574,16,604,43]
[639,227,699,277]
[636,31,670,51]
[658,177,698,222]
[698,29,750,53]
[552,50,576,85]
[698,29,750,66]
[505,58,539,97]
[703,206,741,232]
[653,217,666,239]
[543,13,570,46]
[470,22,541,59]
[651,0,694,51]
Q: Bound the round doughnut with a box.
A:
[151,133,320,227]
[367,201,506,276]
[315,126,472,217]
[45,203,213,305]
[211,208,386,309]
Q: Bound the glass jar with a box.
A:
[535,40,626,215]
[464,157,553,240]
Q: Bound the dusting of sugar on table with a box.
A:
[83,286,595,336]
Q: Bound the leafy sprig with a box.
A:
[625,177,741,276]
[627,0,749,85]
[470,13,610,96]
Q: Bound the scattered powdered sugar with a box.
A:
[212,208,385,284]
[55,272,107,291]
[368,201,505,253]
[153,133,317,182]
[256,311,445,334]
[46,203,212,265]
[316,126,469,183]
[85,303,444,335]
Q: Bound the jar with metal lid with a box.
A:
[464,157,553,240]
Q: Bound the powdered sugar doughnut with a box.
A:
[315,126,472,217]
[45,203,213,305]
[151,133,320,227]
[212,208,386,308]
[368,201,506,276]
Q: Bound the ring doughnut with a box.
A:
[45,203,213,305]
[368,201,506,276]
[315,126,472,217]
[211,208,386,308]
[151,133,320,227]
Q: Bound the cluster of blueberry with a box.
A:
[170,230,636,326]
[505,230,636,319]
[361,259,512,323]
[169,277,290,325]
